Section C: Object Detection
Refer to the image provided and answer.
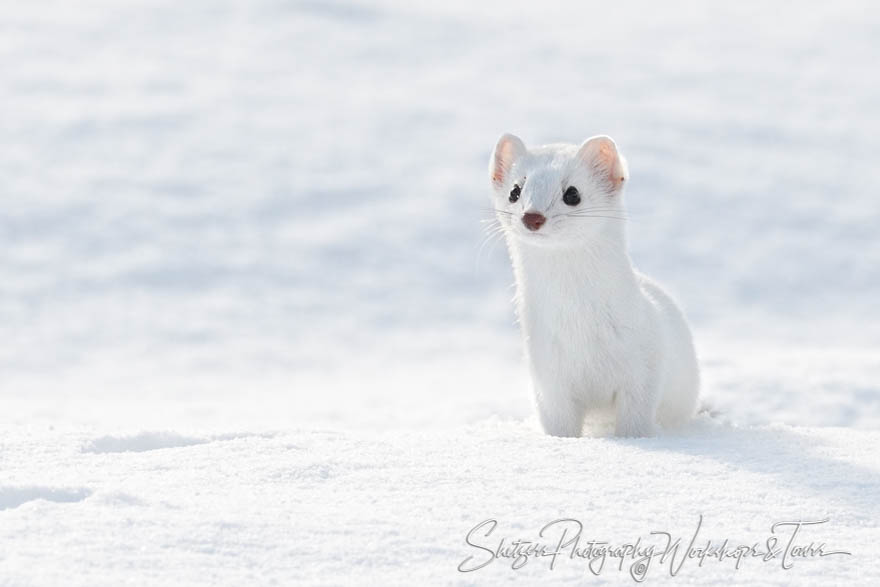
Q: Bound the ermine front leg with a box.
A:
[525,331,587,437]
[536,392,586,438]
[531,368,586,437]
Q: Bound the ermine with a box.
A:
[488,133,699,437]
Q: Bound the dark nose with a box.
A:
[522,212,546,231]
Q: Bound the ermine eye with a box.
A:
[509,184,521,203]
[563,186,581,206]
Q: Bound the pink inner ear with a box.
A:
[586,138,625,189]
[493,142,515,184]
[492,161,505,184]
[602,144,626,188]
[596,142,615,171]
[492,134,526,185]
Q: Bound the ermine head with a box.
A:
[488,133,629,247]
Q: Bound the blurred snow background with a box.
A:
[3,0,879,431]
[1,2,879,584]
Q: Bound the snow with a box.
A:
[2,422,877,584]
[2,0,879,585]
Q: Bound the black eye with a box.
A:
[563,186,580,206]
[509,184,521,203]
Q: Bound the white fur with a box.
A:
[489,134,699,437]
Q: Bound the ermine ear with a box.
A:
[491,133,526,186]
[577,135,628,191]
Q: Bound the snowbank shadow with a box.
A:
[81,431,276,453]
[624,420,880,511]
[82,431,209,453]
[0,486,92,511]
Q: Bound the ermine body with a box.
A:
[489,134,699,437]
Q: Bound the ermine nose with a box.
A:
[522,212,546,231]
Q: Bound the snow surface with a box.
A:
[2,0,879,585]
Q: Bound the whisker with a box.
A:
[476,221,508,268]
[563,214,630,221]
[566,207,626,214]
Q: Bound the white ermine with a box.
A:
[488,133,699,437]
